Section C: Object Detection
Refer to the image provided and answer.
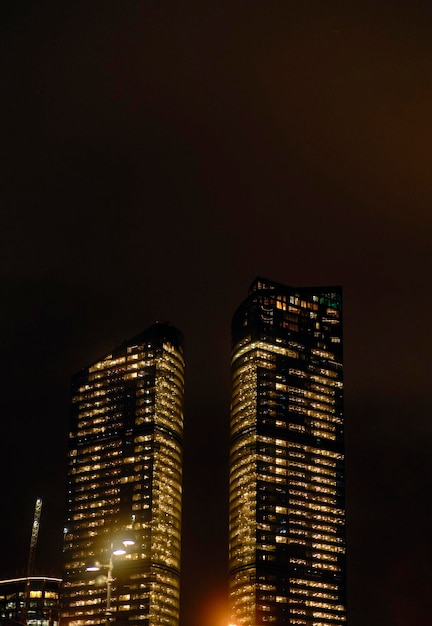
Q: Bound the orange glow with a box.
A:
[197,592,230,626]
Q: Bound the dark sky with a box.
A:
[1,1,432,625]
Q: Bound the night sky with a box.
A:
[1,2,432,625]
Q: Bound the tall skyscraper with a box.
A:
[62,322,184,626]
[229,277,346,626]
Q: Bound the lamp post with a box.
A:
[86,534,135,626]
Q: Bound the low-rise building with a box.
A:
[0,577,61,626]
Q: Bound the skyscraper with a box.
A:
[229,277,346,626]
[62,322,184,626]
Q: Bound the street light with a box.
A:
[86,534,135,626]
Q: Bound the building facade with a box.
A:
[229,277,346,626]
[62,322,184,626]
[0,577,61,626]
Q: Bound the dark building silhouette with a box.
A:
[62,322,184,626]
[229,278,346,626]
